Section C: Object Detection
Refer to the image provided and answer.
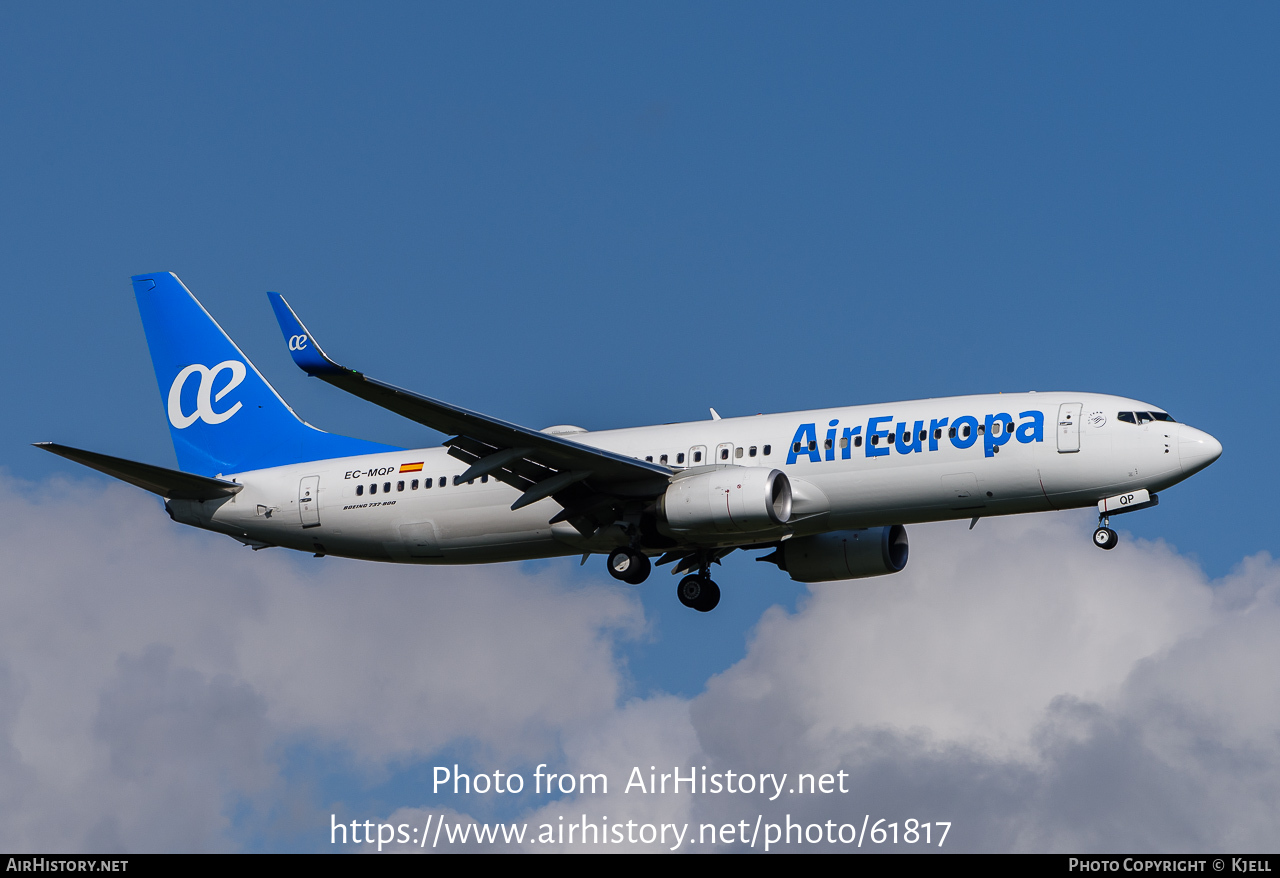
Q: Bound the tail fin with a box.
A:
[132,272,399,476]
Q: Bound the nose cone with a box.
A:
[1179,425,1223,476]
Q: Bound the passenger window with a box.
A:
[370,483,377,494]
[481,475,488,483]
[677,453,685,464]
[735,447,743,458]
[871,435,879,446]
[934,428,942,440]
[452,476,460,486]
[645,456,653,462]
[808,440,817,451]
[793,442,802,453]
[1118,412,1136,424]
[384,482,391,493]
[439,477,446,487]
[749,447,757,457]
[411,479,419,490]
[763,445,771,455]
[839,437,848,449]
[660,454,668,464]
[978,425,985,435]
[949,427,956,438]
[824,438,833,450]
[1006,421,1013,434]
[397,481,405,492]
[854,436,862,447]
[424,478,431,489]
[693,451,702,462]
[356,484,364,496]
[963,426,971,438]
[919,430,927,441]
[720,448,729,460]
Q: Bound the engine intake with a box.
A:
[659,467,792,535]
[761,526,909,582]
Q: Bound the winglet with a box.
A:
[267,292,345,376]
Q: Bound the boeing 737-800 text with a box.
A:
[37,273,1223,612]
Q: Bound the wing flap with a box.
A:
[267,292,672,497]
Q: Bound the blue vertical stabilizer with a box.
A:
[132,272,400,476]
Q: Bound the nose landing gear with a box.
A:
[1093,514,1118,550]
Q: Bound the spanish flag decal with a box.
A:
[399,462,424,473]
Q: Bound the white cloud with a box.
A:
[370,514,1280,854]
[0,474,641,851]
[699,515,1214,760]
[2,474,1277,853]
[684,515,1280,851]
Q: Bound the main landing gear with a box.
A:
[677,574,720,613]
[606,547,651,585]
[1093,514,1118,550]
[605,546,721,612]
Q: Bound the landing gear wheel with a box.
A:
[1093,527,1119,550]
[677,575,721,612]
[607,547,651,584]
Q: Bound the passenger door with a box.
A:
[298,476,321,528]
[1057,403,1082,453]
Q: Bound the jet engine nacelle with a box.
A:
[659,467,792,535]
[763,526,909,582]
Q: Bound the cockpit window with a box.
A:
[1118,410,1175,424]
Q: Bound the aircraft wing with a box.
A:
[34,443,243,501]
[268,293,672,532]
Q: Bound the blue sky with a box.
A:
[2,3,1278,852]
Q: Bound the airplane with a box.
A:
[36,272,1223,612]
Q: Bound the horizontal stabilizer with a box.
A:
[34,443,243,501]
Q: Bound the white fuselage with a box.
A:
[166,392,1220,563]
